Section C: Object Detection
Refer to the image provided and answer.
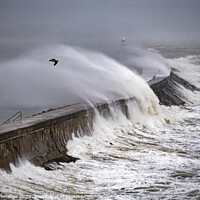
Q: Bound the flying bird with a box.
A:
[49,58,59,66]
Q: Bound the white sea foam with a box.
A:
[167,55,200,104]
[168,55,200,88]
[67,100,172,160]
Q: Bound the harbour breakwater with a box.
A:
[150,69,200,106]
[0,98,130,172]
[0,70,198,172]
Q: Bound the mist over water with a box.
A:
[119,46,170,79]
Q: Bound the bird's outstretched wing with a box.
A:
[54,60,58,66]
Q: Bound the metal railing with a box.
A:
[2,111,22,124]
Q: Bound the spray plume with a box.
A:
[0,45,161,115]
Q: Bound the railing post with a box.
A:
[2,111,23,125]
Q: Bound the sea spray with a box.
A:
[0,45,162,117]
[119,46,171,81]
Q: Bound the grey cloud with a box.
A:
[0,0,200,47]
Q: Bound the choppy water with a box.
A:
[0,46,200,200]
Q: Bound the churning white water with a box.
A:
[0,45,200,200]
[167,55,200,105]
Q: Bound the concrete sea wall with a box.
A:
[1,70,198,172]
[0,98,131,172]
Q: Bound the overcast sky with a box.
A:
[0,0,200,50]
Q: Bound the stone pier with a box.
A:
[0,98,131,172]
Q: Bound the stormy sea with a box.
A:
[0,44,200,200]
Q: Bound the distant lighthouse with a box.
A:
[121,36,126,46]
[121,36,126,59]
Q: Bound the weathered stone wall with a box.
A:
[0,113,94,172]
[0,98,130,172]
